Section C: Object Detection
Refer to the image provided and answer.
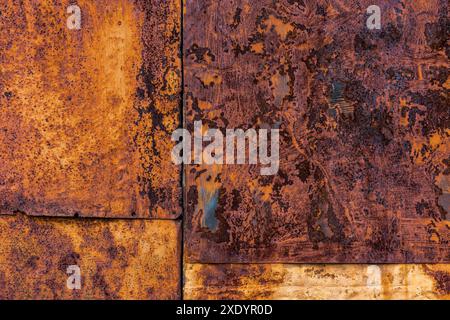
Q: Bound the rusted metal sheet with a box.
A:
[185,0,449,262]
[184,263,450,300]
[0,214,181,299]
[0,0,181,218]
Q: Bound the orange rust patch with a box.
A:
[194,70,223,87]
[0,214,181,299]
[0,0,181,218]
[250,42,265,54]
[262,15,294,41]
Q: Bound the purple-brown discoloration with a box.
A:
[185,0,449,263]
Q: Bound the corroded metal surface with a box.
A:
[0,0,449,301]
[0,0,181,218]
[185,0,449,262]
[184,263,450,300]
[0,214,181,299]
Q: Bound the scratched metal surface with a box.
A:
[0,214,181,299]
[184,263,450,300]
[0,0,181,218]
[185,0,449,263]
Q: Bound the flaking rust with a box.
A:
[0,213,181,299]
[184,263,450,300]
[185,0,449,263]
[0,0,181,218]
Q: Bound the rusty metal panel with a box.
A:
[0,214,181,299]
[184,263,450,300]
[184,0,449,262]
[0,0,181,218]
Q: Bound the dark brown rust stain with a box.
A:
[424,265,450,295]
[0,0,181,218]
[133,0,182,218]
[185,0,449,263]
[430,270,450,294]
[0,213,181,299]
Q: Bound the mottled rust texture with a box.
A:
[185,0,449,263]
[0,214,181,299]
[184,263,450,300]
[0,0,181,218]
[0,0,449,301]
